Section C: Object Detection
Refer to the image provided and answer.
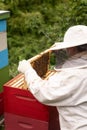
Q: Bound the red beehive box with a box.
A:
[4,112,48,130]
[3,50,60,130]
[4,73,49,122]
[0,92,4,115]
[4,74,60,130]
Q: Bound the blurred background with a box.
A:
[0,0,87,78]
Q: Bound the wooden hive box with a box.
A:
[3,49,60,130]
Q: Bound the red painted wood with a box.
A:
[3,73,60,130]
[4,113,48,130]
[4,86,49,121]
[48,107,60,130]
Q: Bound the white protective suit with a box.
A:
[23,51,87,130]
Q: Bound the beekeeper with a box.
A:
[18,25,87,130]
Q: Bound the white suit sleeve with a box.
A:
[25,68,87,107]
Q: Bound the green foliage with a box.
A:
[8,11,44,35]
[0,0,87,78]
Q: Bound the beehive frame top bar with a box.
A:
[0,10,10,20]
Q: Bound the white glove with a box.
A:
[18,59,41,91]
[18,60,33,73]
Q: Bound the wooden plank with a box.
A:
[0,32,7,51]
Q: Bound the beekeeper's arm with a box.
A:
[18,60,86,106]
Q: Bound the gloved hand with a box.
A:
[18,59,41,90]
[18,60,33,74]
